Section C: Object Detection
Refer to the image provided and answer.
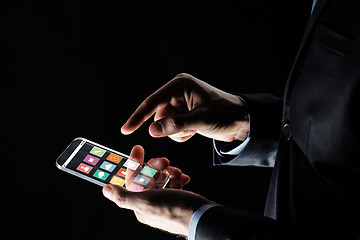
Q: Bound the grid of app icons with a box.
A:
[74,145,158,192]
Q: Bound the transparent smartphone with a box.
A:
[56,137,170,191]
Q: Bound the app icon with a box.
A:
[127,183,144,192]
[99,161,116,172]
[93,169,110,181]
[90,146,106,157]
[110,176,126,186]
[83,154,100,166]
[133,174,151,186]
[123,159,140,171]
[76,163,93,174]
[116,167,133,178]
[140,166,157,177]
[106,153,123,164]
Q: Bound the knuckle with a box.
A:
[174,72,188,79]
[169,135,186,143]
[134,211,145,223]
[171,73,194,85]
[169,116,184,132]
[113,192,127,208]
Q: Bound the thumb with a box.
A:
[103,184,140,211]
[149,109,206,137]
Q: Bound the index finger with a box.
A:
[121,78,181,135]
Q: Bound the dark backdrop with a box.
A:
[3,0,311,238]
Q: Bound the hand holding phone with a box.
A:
[56,138,170,191]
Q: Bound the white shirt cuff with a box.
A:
[213,95,251,157]
[220,135,250,155]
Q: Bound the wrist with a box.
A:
[231,95,250,142]
[234,120,250,141]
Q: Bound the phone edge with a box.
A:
[56,162,106,187]
[56,137,170,189]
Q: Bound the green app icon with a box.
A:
[90,146,106,157]
[140,166,157,177]
[93,170,110,181]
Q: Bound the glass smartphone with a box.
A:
[56,137,170,191]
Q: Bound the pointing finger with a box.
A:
[121,80,181,135]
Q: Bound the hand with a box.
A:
[102,145,212,236]
[128,145,190,189]
[121,73,249,142]
[103,185,214,236]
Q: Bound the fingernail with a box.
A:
[103,185,113,199]
[121,125,131,135]
[150,122,163,136]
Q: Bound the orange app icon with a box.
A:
[106,153,123,164]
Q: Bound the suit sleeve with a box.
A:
[213,93,283,167]
[195,206,354,240]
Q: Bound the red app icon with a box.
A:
[76,163,93,174]
[116,167,133,178]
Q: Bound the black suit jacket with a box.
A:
[197,0,360,239]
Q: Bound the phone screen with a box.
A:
[56,138,169,191]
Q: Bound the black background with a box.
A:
[4,0,312,238]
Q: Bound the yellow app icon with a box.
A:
[110,176,126,186]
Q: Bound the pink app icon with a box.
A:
[83,154,100,166]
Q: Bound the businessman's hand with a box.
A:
[102,144,211,237]
[103,185,214,237]
[121,73,249,142]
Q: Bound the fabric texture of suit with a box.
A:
[198,0,360,238]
